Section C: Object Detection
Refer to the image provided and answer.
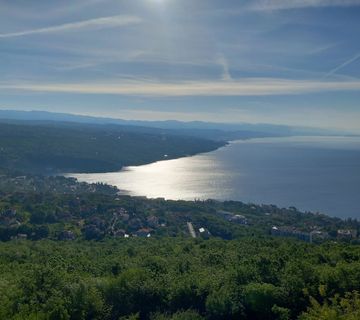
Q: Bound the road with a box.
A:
[187,222,196,238]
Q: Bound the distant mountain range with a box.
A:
[0,109,349,141]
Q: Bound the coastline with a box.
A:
[67,135,360,219]
[63,139,228,175]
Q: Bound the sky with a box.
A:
[0,0,360,131]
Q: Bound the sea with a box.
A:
[69,136,360,219]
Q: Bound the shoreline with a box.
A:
[62,139,228,176]
[69,134,359,175]
[67,135,360,219]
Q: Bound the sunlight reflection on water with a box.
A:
[68,136,360,218]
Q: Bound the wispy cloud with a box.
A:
[217,55,232,81]
[2,78,360,97]
[325,52,360,77]
[250,0,360,11]
[0,15,142,38]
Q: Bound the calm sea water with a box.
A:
[70,136,360,219]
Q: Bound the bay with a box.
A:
[69,136,360,219]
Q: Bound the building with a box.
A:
[146,215,159,228]
[113,229,126,238]
[199,227,211,239]
[228,214,248,225]
[217,210,248,225]
[271,226,311,242]
[337,229,357,240]
[134,228,153,238]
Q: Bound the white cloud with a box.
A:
[1,78,360,97]
[0,15,142,38]
[250,0,360,11]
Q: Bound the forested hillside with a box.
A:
[0,122,224,174]
[1,238,360,319]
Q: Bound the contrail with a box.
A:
[325,52,360,77]
[0,15,142,38]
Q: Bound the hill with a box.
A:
[0,109,345,141]
[0,121,224,174]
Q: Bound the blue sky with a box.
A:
[0,0,360,131]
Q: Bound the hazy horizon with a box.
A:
[0,108,357,135]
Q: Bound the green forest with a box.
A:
[1,238,360,319]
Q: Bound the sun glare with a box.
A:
[149,0,166,4]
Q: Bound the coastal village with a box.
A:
[0,187,358,243]
[0,173,359,243]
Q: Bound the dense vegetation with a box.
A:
[1,238,360,319]
[0,121,224,174]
